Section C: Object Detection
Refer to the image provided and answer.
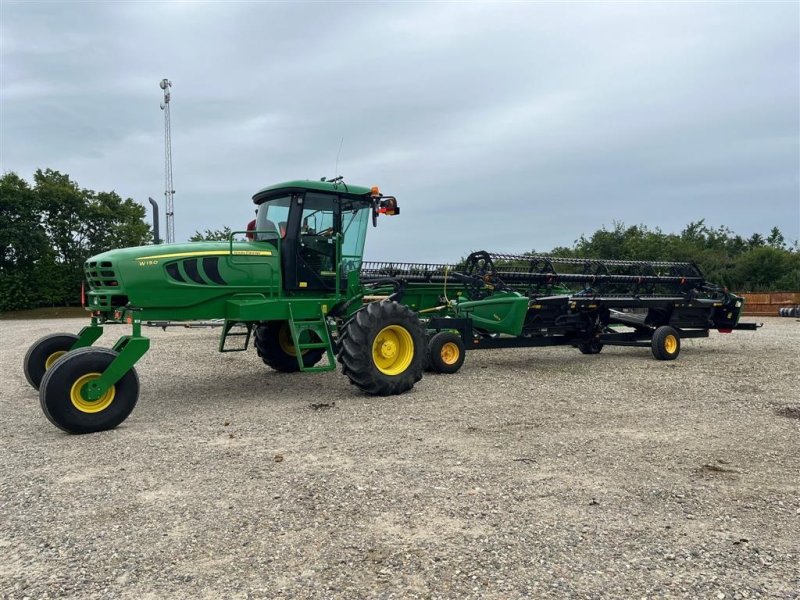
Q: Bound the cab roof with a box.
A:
[252,179,373,204]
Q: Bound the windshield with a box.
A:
[255,195,290,241]
[340,205,370,274]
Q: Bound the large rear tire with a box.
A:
[24,333,79,390]
[337,301,425,395]
[39,347,139,434]
[254,321,324,373]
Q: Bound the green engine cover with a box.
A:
[84,241,283,321]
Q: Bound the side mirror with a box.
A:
[371,196,400,227]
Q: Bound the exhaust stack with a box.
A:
[148,197,161,244]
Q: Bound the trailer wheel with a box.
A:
[24,333,80,390]
[427,331,466,374]
[651,326,681,361]
[337,300,424,395]
[39,347,139,434]
[577,340,604,355]
[254,322,324,373]
[422,332,435,371]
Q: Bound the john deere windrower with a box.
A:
[24,180,423,433]
[23,179,758,434]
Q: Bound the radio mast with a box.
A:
[159,78,175,243]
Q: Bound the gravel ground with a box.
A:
[1,316,798,599]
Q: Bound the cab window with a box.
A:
[255,195,290,240]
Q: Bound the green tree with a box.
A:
[546,220,798,292]
[0,170,151,312]
[189,227,237,241]
[767,227,785,249]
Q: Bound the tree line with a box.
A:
[545,221,799,291]
[1,170,151,312]
[1,170,798,313]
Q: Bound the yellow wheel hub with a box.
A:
[440,342,460,365]
[278,325,297,356]
[278,324,309,357]
[372,325,414,376]
[664,334,678,354]
[45,350,66,370]
[70,372,115,414]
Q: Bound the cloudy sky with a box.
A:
[2,1,798,262]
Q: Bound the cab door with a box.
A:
[285,192,339,292]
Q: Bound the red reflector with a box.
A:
[81,281,85,307]
[717,328,732,333]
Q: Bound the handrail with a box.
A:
[228,230,281,298]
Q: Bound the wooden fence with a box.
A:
[739,291,800,316]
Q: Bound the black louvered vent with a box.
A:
[202,257,226,285]
[165,262,185,282]
[182,259,206,285]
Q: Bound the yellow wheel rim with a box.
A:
[440,342,460,365]
[664,334,678,354]
[372,325,414,376]
[277,323,310,357]
[45,350,67,370]
[70,372,115,414]
[278,324,298,356]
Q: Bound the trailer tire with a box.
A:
[577,340,604,355]
[254,321,324,373]
[427,331,466,374]
[24,333,80,391]
[651,326,681,361]
[39,347,139,434]
[337,300,425,395]
[423,331,435,371]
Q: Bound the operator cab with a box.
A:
[251,180,398,292]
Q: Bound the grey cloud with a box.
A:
[2,1,798,262]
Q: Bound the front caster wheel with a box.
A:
[651,326,680,361]
[23,333,79,390]
[39,347,139,434]
[427,331,466,374]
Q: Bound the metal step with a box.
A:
[287,306,336,372]
[218,321,253,352]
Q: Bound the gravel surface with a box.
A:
[1,316,798,599]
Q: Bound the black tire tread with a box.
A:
[337,301,424,396]
[254,322,324,373]
[578,340,604,355]
[39,347,139,434]
[23,333,80,390]
[426,331,466,374]
[651,325,681,361]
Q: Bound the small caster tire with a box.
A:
[426,331,466,374]
[23,333,80,390]
[39,347,139,434]
[651,326,681,361]
[577,340,604,355]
